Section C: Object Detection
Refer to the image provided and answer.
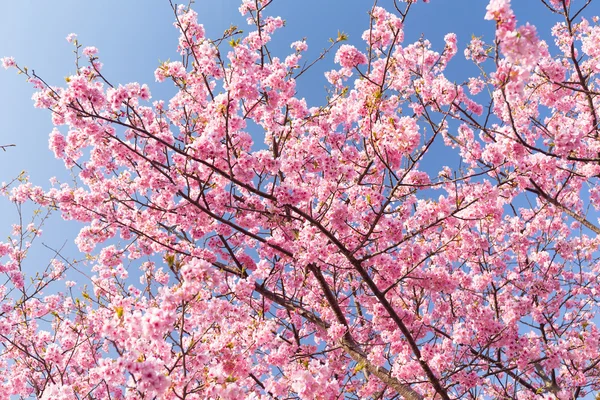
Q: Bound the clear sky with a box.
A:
[0,0,599,270]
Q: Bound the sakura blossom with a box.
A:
[1,0,600,399]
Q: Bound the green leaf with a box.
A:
[337,31,349,42]
[354,360,367,372]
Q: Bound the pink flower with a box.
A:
[464,37,487,64]
[82,46,98,56]
[290,40,308,52]
[1,57,15,69]
[467,77,485,95]
[49,128,67,159]
[440,33,458,65]
[166,61,186,78]
[485,0,514,23]
[154,66,167,82]
[335,45,368,68]
[66,33,77,43]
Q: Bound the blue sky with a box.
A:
[0,0,598,269]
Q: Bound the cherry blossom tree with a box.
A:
[2,0,600,398]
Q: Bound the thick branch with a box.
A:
[527,179,600,235]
